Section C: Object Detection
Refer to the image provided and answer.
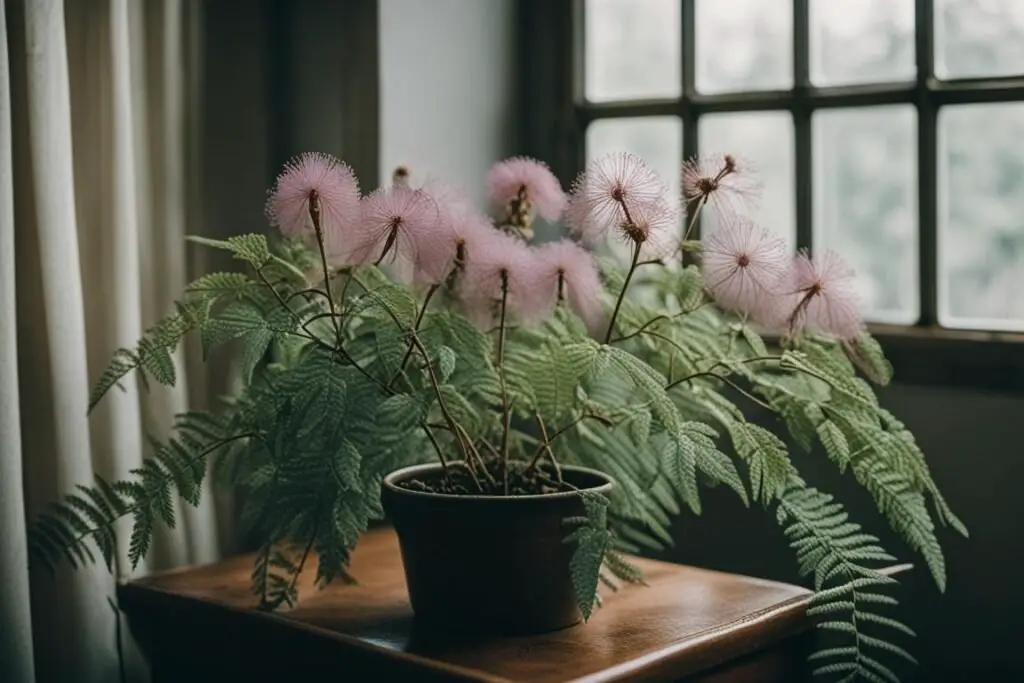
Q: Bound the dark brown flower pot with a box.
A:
[381,463,615,636]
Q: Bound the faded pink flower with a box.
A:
[777,249,863,340]
[411,180,504,286]
[566,152,667,245]
[348,186,444,272]
[701,217,788,318]
[487,157,567,221]
[459,231,545,328]
[626,198,681,261]
[265,152,360,256]
[532,239,605,333]
[681,153,762,220]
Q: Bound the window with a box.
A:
[518,0,1024,388]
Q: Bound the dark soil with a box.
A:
[396,459,574,496]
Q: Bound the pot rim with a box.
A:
[382,462,614,502]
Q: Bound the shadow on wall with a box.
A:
[663,382,1022,683]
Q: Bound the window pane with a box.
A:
[696,0,792,94]
[939,104,1024,330]
[584,0,681,102]
[936,0,1024,79]
[810,0,914,86]
[698,112,796,251]
[813,106,918,324]
[586,117,682,261]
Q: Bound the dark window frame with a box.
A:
[518,0,1024,393]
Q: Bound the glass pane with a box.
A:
[939,104,1024,330]
[698,112,796,251]
[584,0,681,102]
[936,0,1024,79]
[696,0,792,94]
[810,0,914,86]
[813,106,918,324]
[586,117,682,261]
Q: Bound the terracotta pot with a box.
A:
[381,462,615,636]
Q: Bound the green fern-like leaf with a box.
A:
[564,490,612,621]
[777,475,916,683]
[88,299,207,413]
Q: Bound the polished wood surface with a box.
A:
[118,528,815,683]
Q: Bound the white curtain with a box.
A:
[1,1,227,681]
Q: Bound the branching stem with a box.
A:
[391,283,439,387]
[604,240,642,344]
[497,272,512,495]
[410,335,468,469]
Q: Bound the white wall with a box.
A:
[378,0,516,205]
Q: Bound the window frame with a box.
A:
[518,0,1024,392]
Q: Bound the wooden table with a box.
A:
[117,528,816,683]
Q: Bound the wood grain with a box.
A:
[118,528,815,683]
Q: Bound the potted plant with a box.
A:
[30,150,964,680]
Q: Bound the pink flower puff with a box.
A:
[777,249,863,340]
[411,180,502,286]
[681,153,762,220]
[459,231,546,328]
[487,157,567,221]
[265,152,361,258]
[566,152,668,247]
[532,239,605,334]
[701,217,788,320]
[348,185,445,274]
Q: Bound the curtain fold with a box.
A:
[1,1,223,681]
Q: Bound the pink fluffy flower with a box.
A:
[459,231,546,328]
[532,239,605,333]
[349,186,444,272]
[411,180,504,286]
[566,152,667,246]
[776,249,863,340]
[265,152,361,256]
[487,157,567,221]
[626,198,681,261]
[701,217,788,318]
[681,153,762,220]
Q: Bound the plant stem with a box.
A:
[682,195,708,243]
[422,425,452,482]
[604,240,642,344]
[497,272,512,495]
[410,335,470,465]
[284,521,319,606]
[524,412,611,473]
[390,283,439,387]
[664,355,782,392]
[524,413,563,483]
[308,197,343,349]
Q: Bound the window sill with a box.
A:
[866,324,1024,393]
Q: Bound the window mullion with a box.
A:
[916,0,938,326]
[682,0,701,256]
[793,0,813,252]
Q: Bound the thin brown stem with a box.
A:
[410,335,470,465]
[664,355,782,392]
[524,413,564,483]
[682,195,707,243]
[309,199,342,348]
[284,520,319,605]
[422,425,451,479]
[496,272,512,495]
[604,240,642,344]
[524,412,611,473]
[390,283,440,387]
[455,424,497,488]
[284,287,331,305]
